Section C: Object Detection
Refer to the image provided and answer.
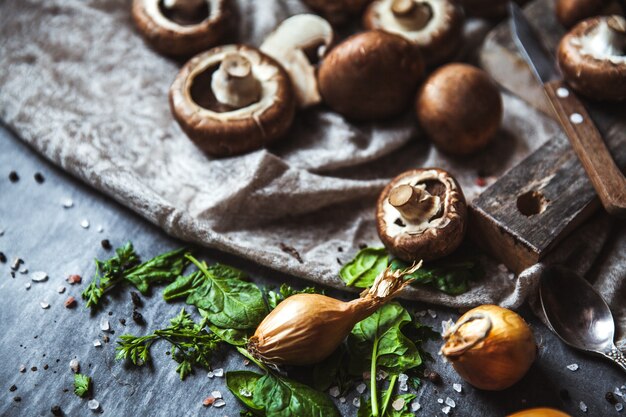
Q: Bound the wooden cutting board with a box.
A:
[468,0,626,273]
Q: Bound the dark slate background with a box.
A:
[1,124,624,416]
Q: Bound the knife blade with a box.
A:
[509,3,626,217]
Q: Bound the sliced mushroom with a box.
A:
[363,0,464,66]
[376,168,467,262]
[260,14,334,108]
[558,15,626,101]
[303,0,373,25]
[416,63,502,155]
[169,45,296,156]
[318,30,424,120]
[132,0,232,56]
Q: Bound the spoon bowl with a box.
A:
[539,265,626,372]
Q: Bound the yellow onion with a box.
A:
[248,262,421,365]
[507,408,571,417]
[441,305,536,391]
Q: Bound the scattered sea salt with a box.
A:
[398,374,408,382]
[239,389,252,398]
[31,271,48,282]
[356,383,367,394]
[57,286,66,294]
[579,401,588,413]
[70,359,80,373]
[211,390,222,399]
[97,225,104,233]
[415,310,427,317]
[566,363,579,371]
[20,268,28,274]
[93,339,102,347]
[411,401,421,412]
[213,368,224,377]
[80,219,90,229]
[329,386,340,397]
[40,302,50,309]
[391,398,405,411]
[616,387,624,397]
[442,405,451,414]
[445,397,456,408]
[88,399,100,411]
[428,309,437,318]
[25,283,31,290]
[437,398,444,404]
[339,397,346,404]
[376,370,389,381]
[100,319,110,332]
[453,383,462,393]
[62,199,74,208]
[616,403,624,412]
[213,399,225,408]
[399,382,408,392]
[352,398,360,408]
[207,371,214,378]
[19,364,26,373]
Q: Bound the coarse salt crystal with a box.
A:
[391,398,405,411]
[97,225,104,233]
[566,363,579,371]
[453,383,462,393]
[579,401,588,412]
[213,368,224,377]
[399,382,408,392]
[428,309,437,318]
[616,403,624,412]
[376,370,388,381]
[438,398,444,404]
[352,398,361,408]
[211,391,222,399]
[207,371,214,378]
[339,397,346,404]
[93,340,102,347]
[80,220,90,229]
[616,388,624,397]
[329,386,340,397]
[20,268,28,274]
[445,397,456,408]
[25,283,31,290]
[32,271,48,282]
[411,400,421,412]
[100,319,110,332]
[239,389,252,397]
[62,199,74,208]
[202,396,215,407]
[67,275,82,284]
[212,398,225,408]
[40,302,50,309]
[88,399,100,411]
[398,373,408,382]
[19,364,26,373]
[356,383,367,394]
[70,359,80,373]
[442,405,451,414]
[57,286,66,294]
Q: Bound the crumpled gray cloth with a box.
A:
[0,0,623,317]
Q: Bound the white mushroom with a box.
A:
[260,14,334,108]
[574,15,626,64]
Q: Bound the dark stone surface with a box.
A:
[0,124,623,416]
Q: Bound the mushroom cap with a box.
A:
[376,168,467,262]
[318,30,424,121]
[416,63,502,155]
[303,0,373,25]
[169,45,296,157]
[459,0,508,18]
[363,0,464,66]
[557,16,626,102]
[555,0,604,28]
[132,0,232,57]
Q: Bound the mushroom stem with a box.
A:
[584,15,626,58]
[162,0,206,21]
[211,53,262,109]
[391,0,433,31]
[389,184,440,223]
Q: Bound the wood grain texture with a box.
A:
[544,80,626,217]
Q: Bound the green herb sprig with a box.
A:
[74,373,91,398]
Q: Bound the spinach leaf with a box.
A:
[254,373,341,417]
[339,248,388,287]
[226,371,265,415]
[348,303,422,375]
[181,256,267,330]
[390,258,482,295]
[124,248,190,294]
[266,284,320,310]
[163,271,204,301]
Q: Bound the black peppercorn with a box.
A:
[51,405,62,416]
[606,391,618,404]
[132,310,145,325]
[9,171,19,182]
[34,172,45,183]
[101,239,112,250]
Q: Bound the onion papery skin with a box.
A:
[507,408,571,417]
[441,305,536,391]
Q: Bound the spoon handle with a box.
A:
[604,347,626,373]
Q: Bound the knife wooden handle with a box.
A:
[544,80,626,218]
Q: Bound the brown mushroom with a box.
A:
[318,30,424,120]
[132,0,232,56]
[260,14,334,108]
[557,15,626,101]
[363,0,464,66]
[376,168,467,262]
[169,45,296,156]
[555,0,605,28]
[416,63,502,155]
[303,0,373,25]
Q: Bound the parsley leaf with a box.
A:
[265,284,320,310]
[74,373,91,398]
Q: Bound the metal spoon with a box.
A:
[539,265,626,372]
